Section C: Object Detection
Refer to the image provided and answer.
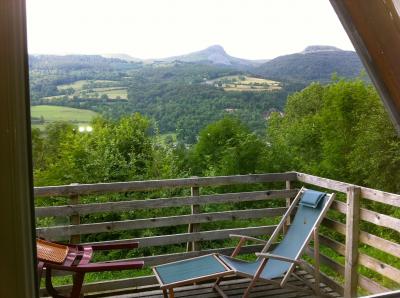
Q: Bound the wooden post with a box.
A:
[69,185,80,244]
[344,186,361,298]
[0,0,38,295]
[313,227,321,296]
[187,185,201,251]
[283,180,293,234]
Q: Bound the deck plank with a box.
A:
[96,271,342,298]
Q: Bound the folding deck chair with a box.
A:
[153,187,335,298]
[37,239,144,298]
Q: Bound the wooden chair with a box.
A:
[37,239,144,298]
[154,188,335,298]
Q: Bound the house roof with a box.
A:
[330,0,400,134]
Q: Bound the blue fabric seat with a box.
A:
[152,188,335,298]
[219,191,328,281]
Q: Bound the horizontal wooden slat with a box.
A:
[359,253,400,284]
[36,208,285,238]
[305,245,389,294]
[319,235,345,255]
[82,225,277,248]
[305,246,344,274]
[358,275,391,295]
[297,172,400,207]
[359,209,400,233]
[323,218,400,260]
[34,172,296,197]
[136,244,268,267]
[40,275,157,296]
[296,172,349,193]
[359,232,400,259]
[35,189,297,217]
[322,218,346,234]
[320,235,400,285]
[332,200,400,233]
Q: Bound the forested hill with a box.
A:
[147,45,268,69]
[255,46,364,83]
[29,45,365,143]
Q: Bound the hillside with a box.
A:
[255,46,364,82]
[29,45,367,142]
[145,45,267,69]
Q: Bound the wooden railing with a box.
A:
[297,172,400,297]
[35,172,400,297]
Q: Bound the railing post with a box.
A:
[187,183,201,251]
[344,186,361,298]
[69,184,80,244]
[283,180,293,234]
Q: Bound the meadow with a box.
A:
[31,105,99,129]
[206,75,282,92]
[56,80,128,100]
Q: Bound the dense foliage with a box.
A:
[33,78,400,288]
[33,77,400,192]
[255,48,364,83]
[266,78,400,193]
[29,50,363,144]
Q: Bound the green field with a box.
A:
[206,75,281,92]
[31,105,98,128]
[57,80,117,90]
[55,80,128,100]
[87,87,128,99]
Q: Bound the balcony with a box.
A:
[35,172,400,297]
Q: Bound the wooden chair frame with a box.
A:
[213,187,336,298]
[37,240,144,298]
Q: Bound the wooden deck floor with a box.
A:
[92,271,342,298]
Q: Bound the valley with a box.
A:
[29,45,364,142]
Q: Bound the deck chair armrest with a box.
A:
[229,234,268,244]
[256,253,301,265]
[230,234,268,257]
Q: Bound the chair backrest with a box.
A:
[257,188,334,282]
[36,239,69,264]
[272,189,333,260]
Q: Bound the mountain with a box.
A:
[149,45,268,69]
[255,46,364,82]
[29,54,141,71]
[101,53,142,62]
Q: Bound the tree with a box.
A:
[266,77,400,192]
[190,116,267,176]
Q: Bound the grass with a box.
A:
[53,80,128,100]
[57,80,117,90]
[155,133,177,145]
[87,87,128,99]
[31,105,98,123]
[206,75,282,92]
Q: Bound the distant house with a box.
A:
[224,108,238,113]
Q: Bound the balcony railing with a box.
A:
[35,172,400,297]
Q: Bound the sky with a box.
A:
[26,0,355,60]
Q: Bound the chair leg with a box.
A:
[162,289,168,298]
[213,277,221,288]
[243,259,268,298]
[313,227,321,296]
[70,272,85,298]
[45,268,66,298]
[213,277,228,298]
[168,288,175,298]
